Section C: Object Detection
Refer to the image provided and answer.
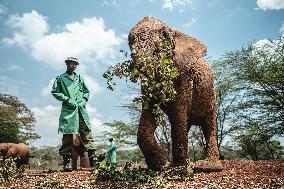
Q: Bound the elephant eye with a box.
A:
[161,30,169,39]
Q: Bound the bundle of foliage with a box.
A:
[92,163,167,186]
[35,177,64,188]
[0,93,40,143]
[92,161,191,187]
[0,158,23,182]
[103,39,179,114]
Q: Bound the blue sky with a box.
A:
[0,0,283,147]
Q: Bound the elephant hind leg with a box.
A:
[194,112,223,172]
[138,108,166,171]
[200,113,219,160]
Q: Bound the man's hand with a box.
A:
[66,98,78,109]
[78,98,87,107]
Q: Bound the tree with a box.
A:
[209,37,284,160]
[225,37,284,136]
[102,120,137,147]
[188,127,206,161]
[212,54,251,158]
[212,57,245,155]
[0,93,40,144]
[233,123,284,160]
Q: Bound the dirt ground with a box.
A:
[1,160,284,189]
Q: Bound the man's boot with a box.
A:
[80,151,90,169]
[88,149,96,167]
[62,154,72,172]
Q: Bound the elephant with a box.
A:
[0,143,30,168]
[128,17,223,171]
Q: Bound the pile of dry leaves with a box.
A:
[0,160,283,188]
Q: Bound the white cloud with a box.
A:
[86,105,105,136]
[183,17,197,28]
[41,79,55,97]
[30,105,61,147]
[123,92,140,101]
[101,0,119,8]
[82,74,103,97]
[2,10,123,70]
[253,38,272,49]
[0,4,8,15]
[0,75,25,96]
[7,64,21,71]
[2,10,48,48]
[162,0,192,11]
[256,0,284,10]
[31,104,104,147]
[1,63,22,71]
[254,20,284,49]
[120,33,128,40]
[251,37,283,65]
[207,0,220,8]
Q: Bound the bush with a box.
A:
[92,162,192,187]
[0,158,23,182]
[92,162,167,187]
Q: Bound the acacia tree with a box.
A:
[233,123,284,160]
[227,37,284,136]
[213,37,284,159]
[102,120,137,147]
[188,126,206,161]
[0,93,40,144]
[208,37,284,159]
[212,58,245,154]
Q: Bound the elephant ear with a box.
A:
[175,31,207,58]
[173,31,207,70]
[7,145,18,157]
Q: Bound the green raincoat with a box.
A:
[107,141,117,164]
[51,72,91,134]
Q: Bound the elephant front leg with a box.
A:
[137,108,167,171]
[168,108,189,167]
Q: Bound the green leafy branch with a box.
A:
[103,38,179,114]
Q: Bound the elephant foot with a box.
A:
[193,159,223,173]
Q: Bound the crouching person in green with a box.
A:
[106,138,117,166]
[51,57,96,172]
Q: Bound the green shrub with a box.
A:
[91,162,192,187]
[103,39,179,115]
[0,158,23,182]
[35,177,64,188]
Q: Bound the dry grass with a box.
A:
[1,160,284,189]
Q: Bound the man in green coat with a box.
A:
[106,138,117,165]
[51,57,96,171]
